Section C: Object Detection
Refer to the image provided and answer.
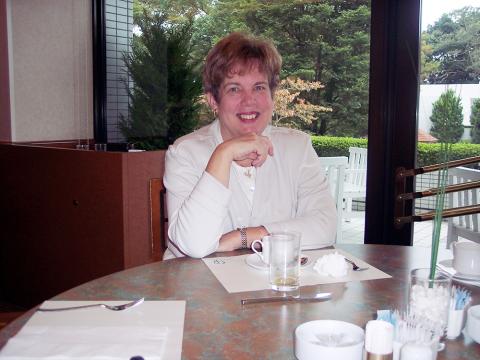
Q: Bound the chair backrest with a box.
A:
[346,147,368,189]
[448,167,480,232]
[149,178,168,261]
[319,156,348,243]
[319,156,348,205]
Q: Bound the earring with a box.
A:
[213,108,218,117]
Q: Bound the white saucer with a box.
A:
[245,254,269,270]
[245,254,313,271]
[438,259,480,281]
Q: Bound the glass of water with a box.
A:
[267,231,301,291]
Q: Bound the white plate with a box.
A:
[438,259,480,281]
[245,253,312,271]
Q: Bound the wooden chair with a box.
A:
[446,167,480,248]
[344,147,368,220]
[319,156,348,243]
[149,178,168,260]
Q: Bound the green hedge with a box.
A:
[311,136,480,167]
[311,136,367,157]
[417,142,480,167]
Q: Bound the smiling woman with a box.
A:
[163,32,337,259]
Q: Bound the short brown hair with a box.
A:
[202,32,282,102]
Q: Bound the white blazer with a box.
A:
[163,120,337,259]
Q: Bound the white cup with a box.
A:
[295,320,364,360]
[251,237,271,265]
[267,231,301,291]
[466,305,480,344]
[452,241,480,276]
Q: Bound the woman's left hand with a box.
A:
[217,229,241,252]
[217,226,269,252]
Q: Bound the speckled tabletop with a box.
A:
[1,244,479,359]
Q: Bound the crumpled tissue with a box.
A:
[313,252,348,277]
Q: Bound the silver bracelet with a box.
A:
[237,227,248,249]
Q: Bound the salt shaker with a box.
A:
[365,320,394,360]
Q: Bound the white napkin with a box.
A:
[313,252,348,277]
[0,301,186,360]
[0,325,168,360]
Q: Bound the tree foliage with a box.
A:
[429,89,464,143]
[121,13,202,149]
[471,98,480,143]
[133,1,371,137]
[273,77,332,129]
[423,6,480,84]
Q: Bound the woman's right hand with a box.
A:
[206,133,274,187]
[227,132,274,167]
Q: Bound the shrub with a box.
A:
[311,136,367,157]
[429,89,464,143]
[120,14,202,150]
[417,142,480,168]
[471,98,480,144]
[311,135,480,168]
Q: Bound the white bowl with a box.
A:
[295,320,365,360]
[466,305,480,344]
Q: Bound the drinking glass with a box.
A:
[94,143,107,152]
[408,268,452,332]
[267,231,301,291]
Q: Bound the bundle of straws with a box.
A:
[450,285,471,311]
[429,141,452,280]
[377,309,443,345]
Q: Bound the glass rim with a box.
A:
[410,267,451,281]
[263,232,301,242]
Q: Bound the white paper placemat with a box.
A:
[0,301,186,360]
[203,248,391,293]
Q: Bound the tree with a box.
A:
[471,98,480,143]
[423,7,480,84]
[430,89,464,143]
[132,0,371,137]
[273,77,332,129]
[420,35,439,83]
[120,14,202,149]
[189,0,371,137]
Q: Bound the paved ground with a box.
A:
[340,215,452,260]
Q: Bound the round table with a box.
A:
[1,244,479,359]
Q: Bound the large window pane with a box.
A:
[114,0,372,243]
[414,0,480,255]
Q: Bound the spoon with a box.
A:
[300,256,309,266]
[345,258,369,271]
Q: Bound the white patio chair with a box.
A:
[446,166,480,248]
[344,147,368,220]
[319,156,348,243]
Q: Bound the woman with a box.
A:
[163,32,336,259]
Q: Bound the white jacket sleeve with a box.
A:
[263,139,337,249]
[164,144,232,258]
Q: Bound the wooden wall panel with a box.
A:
[0,144,165,307]
[122,151,165,268]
